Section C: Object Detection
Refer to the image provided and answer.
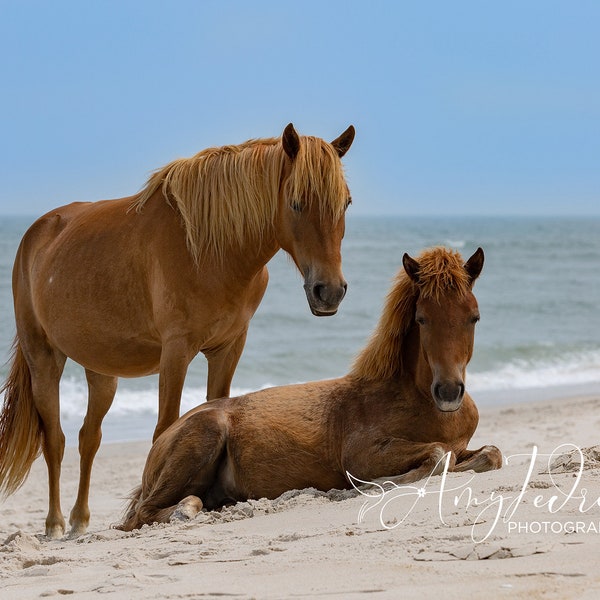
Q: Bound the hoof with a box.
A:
[170,495,203,523]
[45,524,65,540]
[481,445,503,470]
[67,523,88,539]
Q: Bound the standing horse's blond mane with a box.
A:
[130,135,350,264]
[350,247,472,381]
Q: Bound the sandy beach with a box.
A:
[2,393,600,599]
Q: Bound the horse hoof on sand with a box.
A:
[45,525,66,540]
[67,525,88,540]
[169,495,203,523]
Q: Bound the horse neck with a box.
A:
[227,229,280,280]
[215,196,282,278]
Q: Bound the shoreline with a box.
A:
[2,392,600,598]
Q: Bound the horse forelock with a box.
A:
[350,247,471,382]
[130,135,349,263]
[414,247,472,302]
[284,136,350,221]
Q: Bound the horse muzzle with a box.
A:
[432,380,465,412]
[303,279,347,316]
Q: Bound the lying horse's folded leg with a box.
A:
[169,495,204,522]
[345,438,457,487]
[124,495,204,530]
[454,445,503,473]
[373,443,457,486]
[119,408,229,531]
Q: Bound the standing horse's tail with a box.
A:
[0,337,43,496]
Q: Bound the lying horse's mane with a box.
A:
[350,247,472,381]
[130,135,349,263]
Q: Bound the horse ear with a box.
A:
[282,123,300,161]
[330,125,355,158]
[402,253,420,283]
[464,247,484,286]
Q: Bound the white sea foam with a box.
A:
[469,349,600,392]
[57,377,269,420]
[445,239,466,249]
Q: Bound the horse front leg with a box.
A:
[454,445,503,473]
[373,443,458,486]
[69,370,118,537]
[343,437,457,488]
[154,341,193,442]
[152,338,194,443]
[205,330,248,401]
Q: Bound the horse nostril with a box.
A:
[311,281,346,307]
[313,284,325,303]
[434,381,464,404]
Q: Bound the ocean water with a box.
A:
[1,215,599,445]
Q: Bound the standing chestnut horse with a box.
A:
[120,247,502,531]
[0,123,355,538]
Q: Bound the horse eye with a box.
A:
[471,315,481,324]
[345,197,352,210]
[416,316,426,326]
[290,201,302,213]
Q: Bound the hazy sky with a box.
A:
[1,1,599,216]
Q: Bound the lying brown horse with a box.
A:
[0,123,355,538]
[120,247,502,531]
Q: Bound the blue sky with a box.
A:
[1,1,599,216]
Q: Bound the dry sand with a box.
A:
[2,394,600,599]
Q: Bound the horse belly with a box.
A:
[38,272,162,376]
[234,459,347,500]
[230,441,348,499]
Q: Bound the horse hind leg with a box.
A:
[119,409,228,531]
[140,494,204,527]
[25,343,67,538]
[68,370,117,537]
